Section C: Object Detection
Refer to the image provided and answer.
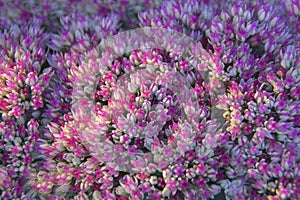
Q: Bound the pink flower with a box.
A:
[201,189,211,199]
[266,120,277,131]
[179,179,190,190]
[10,106,23,117]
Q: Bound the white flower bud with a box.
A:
[162,186,171,197]
[128,82,139,93]
[149,176,158,185]
[92,191,102,200]
[142,100,151,113]
[163,169,172,179]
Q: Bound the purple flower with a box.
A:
[0,0,298,199]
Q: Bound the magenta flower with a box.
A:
[67,27,228,199]
[0,0,299,199]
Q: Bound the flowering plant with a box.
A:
[0,0,299,200]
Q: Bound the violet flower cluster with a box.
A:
[0,0,299,200]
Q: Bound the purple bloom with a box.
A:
[0,0,299,199]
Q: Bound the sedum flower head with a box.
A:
[68,28,226,199]
[0,0,299,199]
[0,21,53,119]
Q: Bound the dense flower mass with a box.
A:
[0,0,299,200]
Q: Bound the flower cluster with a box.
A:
[0,20,55,199]
[69,41,226,199]
[0,21,52,119]
[0,0,162,30]
[0,0,299,200]
[0,117,41,199]
[283,0,300,32]
[68,28,226,199]
[139,0,225,42]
